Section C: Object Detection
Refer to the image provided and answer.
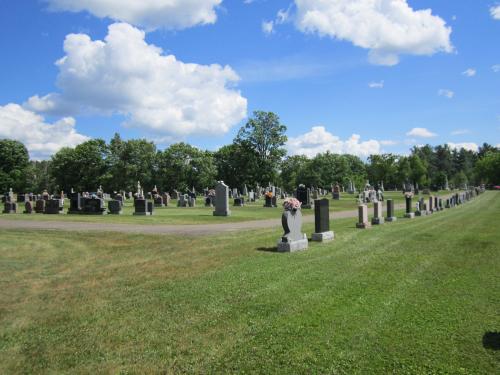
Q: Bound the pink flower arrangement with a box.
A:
[283,197,302,211]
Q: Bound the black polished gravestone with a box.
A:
[3,202,17,214]
[134,199,153,216]
[82,197,106,215]
[44,199,63,214]
[108,200,122,215]
[386,199,396,222]
[311,198,334,241]
[404,195,415,219]
[35,199,46,213]
[68,193,82,214]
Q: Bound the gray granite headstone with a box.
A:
[213,181,231,216]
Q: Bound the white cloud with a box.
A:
[380,140,398,146]
[462,68,476,77]
[0,103,89,159]
[368,80,384,88]
[438,89,454,99]
[25,23,247,137]
[492,65,500,73]
[294,0,453,66]
[451,129,469,135]
[262,20,274,35]
[287,126,381,158]
[491,5,500,20]
[447,142,479,152]
[46,0,222,30]
[406,127,437,138]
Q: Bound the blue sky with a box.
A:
[0,0,499,159]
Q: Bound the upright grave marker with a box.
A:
[278,198,308,252]
[213,181,231,217]
[372,201,384,225]
[386,199,397,222]
[356,204,371,229]
[312,198,334,242]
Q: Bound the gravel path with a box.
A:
[0,202,412,236]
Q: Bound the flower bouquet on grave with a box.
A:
[265,191,273,198]
[283,197,301,212]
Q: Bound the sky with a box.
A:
[0,0,499,159]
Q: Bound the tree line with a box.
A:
[1,111,499,194]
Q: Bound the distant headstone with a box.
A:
[108,200,122,215]
[312,199,334,242]
[404,195,415,219]
[68,193,82,214]
[24,201,34,214]
[133,199,151,216]
[82,197,106,215]
[332,183,341,200]
[3,202,17,214]
[371,201,384,225]
[356,204,371,229]
[234,197,244,207]
[154,195,164,208]
[213,181,231,217]
[35,199,45,213]
[386,199,397,222]
[45,199,63,214]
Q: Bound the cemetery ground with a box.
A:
[1,191,452,226]
[1,193,498,374]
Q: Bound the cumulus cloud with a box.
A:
[294,0,453,66]
[491,5,500,20]
[262,20,274,35]
[45,0,222,30]
[0,103,89,159]
[368,80,384,88]
[406,127,437,138]
[25,23,247,137]
[287,126,381,158]
[438,89,454,99]
[492,65,500,73]
[451,129,469,135]
[447,142,479,152]
[462,68,476,77]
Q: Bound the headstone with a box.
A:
[82,197,107,215]
[312,199,334,242]
[404,195,415,219]
[188,196,196,207]
[35,199,45,213]
[3,202,16,214]
[386,199,397,222]
[154,195,164,207]
[177,194,187,207]
[296,185,312,209]
[371,201,384,225]
[277,208,308,252]
[68,193,82,214]
[108,200,122,215]
[147,201,154,215]
[234,197,244,207]
[162,192,171,206]
[356,204,371,229]
[213,181,231,217]
[24,201,34,214]
[133,199,151,216]
[44,199,63,214]
[332,183,341,200]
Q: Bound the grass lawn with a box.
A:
[2,190,455,225]
[1,192,497,374]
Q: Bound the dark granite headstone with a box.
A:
[68,193,82,214]
[45,199,62,214]
[35,199,46,213]
[24,201,34,214]
[314,199,330,233]
[108,200,122,215]
[3,202,16,214]
[405,196,412,213]
[82,197,106,215]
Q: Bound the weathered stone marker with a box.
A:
[213,181,231,216]
[404,195,415,219]
[372,201,384,225]
[278,207,308,252]
[133,199,150,216]
[312,198,334,242]
[24,201,34,214]
[108,200,122,215]
[386,199,397,222]
[356,204,371,229]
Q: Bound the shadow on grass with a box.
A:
[483,332,500,350]
[257,246,278,253]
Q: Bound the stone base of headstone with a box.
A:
[3,202,17,214]
[213,210,231,217]
[356,222,371,229]
[386,216,397,222]
[133,212,151,216]
[277,234,308,252]
[371,217,384,225]
[404,213,415,219]
[311,231,334,242]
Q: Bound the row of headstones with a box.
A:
[276,187,484,253]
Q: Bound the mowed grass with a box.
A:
[2,190,453,225]
[1,192,498,374]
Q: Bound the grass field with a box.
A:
[1,191,497,374]
[2,190,455,225]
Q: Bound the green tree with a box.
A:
[475,150,500,185]
[0,139,30,193]
[235,111,287,185]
